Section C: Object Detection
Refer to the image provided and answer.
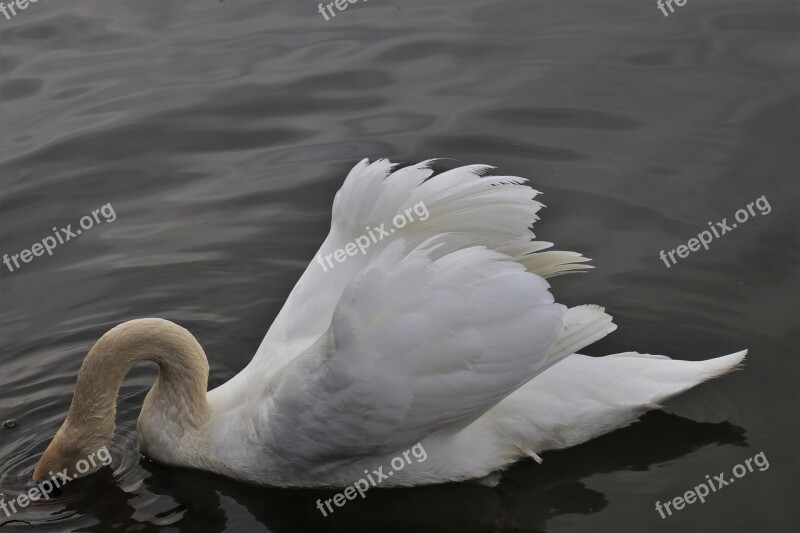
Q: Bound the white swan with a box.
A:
[34,159,746,487]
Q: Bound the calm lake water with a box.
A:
[1,1,798,531]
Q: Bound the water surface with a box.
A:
[1,0,798,531]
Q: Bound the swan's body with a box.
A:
[35,159,745,487]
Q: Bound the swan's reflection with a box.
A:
[12,410,740,532]
[5,410,745,532]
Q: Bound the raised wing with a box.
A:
[240,159,592,383]
[261,237,569,467]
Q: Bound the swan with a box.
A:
[33,159,746,487]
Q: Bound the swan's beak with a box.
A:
[33,424,111,483]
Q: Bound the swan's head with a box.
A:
[33,420,113,482]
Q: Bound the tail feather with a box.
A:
[604,349,747,406]
[497,349,747,457]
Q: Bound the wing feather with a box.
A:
[242,159,589,382]
[262,238,567,467]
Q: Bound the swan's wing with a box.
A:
[244,159,592,380]
[262,237,572,467]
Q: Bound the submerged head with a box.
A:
[33,426,113,482]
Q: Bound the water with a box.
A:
[1,0,798,531]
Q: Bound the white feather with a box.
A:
[192,159,747,487]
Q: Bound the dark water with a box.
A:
[1,0,798,531]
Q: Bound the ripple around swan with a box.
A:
[0,421,146,530]
[0,0,797,531]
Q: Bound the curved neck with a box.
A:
[35,318,212,481]
[67,318,210,452]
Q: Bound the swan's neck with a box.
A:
[34,318,211,481]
